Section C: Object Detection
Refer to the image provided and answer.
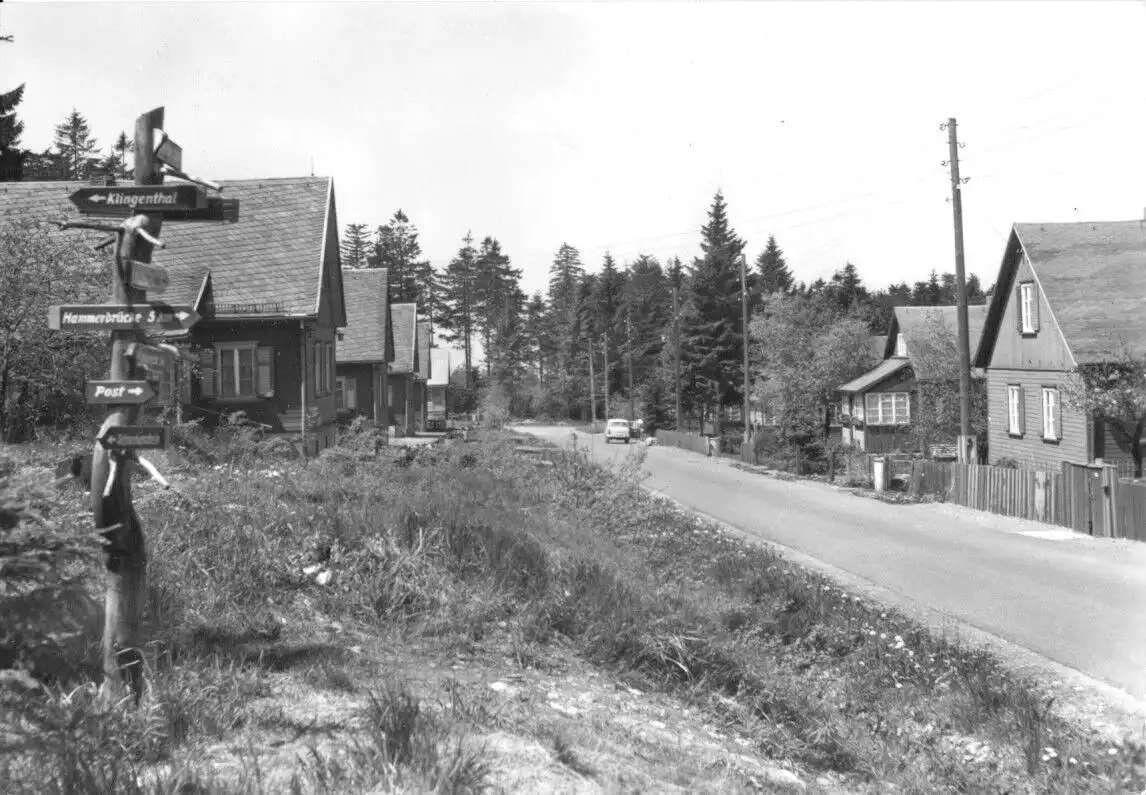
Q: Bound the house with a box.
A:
[2,176,348,456]
[839,305,988,453]
[416,319,431,431]
[387,303,422,435]
[973,221,1146,474]
[426,347,455,431]
[335,268,394,426]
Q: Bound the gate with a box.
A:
[1062,462,1117,537]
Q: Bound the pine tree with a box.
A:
[340,223,371,270]
[0,82,25,182]
[439,232,478,388]
[828,261,867,312]
[523,291,549,387]
[547,243,587,418]
[755,235,792,295]
[591,252,627,396]
[472,237,521,375]
[621,254,670,392]
[113,131,132,179]
[488,285,529,413]
[681,191,747,426]
[53,109,98,180]
[369,210,427,304]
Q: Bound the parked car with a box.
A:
[605,418,631,444]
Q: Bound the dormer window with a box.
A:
[895,334,907,357]
[1017,281,1039,335]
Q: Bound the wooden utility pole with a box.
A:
[672,286,682,431]
[95,108,163,705]
[945,118,974,462]
[626,310,635,422]
[602,332,610,421]
[740,254,751,448]
[588,336,596,426]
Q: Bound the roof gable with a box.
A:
[889,305,988,373]
[339,268,390,363]
[390,303,417,374]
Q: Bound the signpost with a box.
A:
[127,260,169,292]
[125,342,176,375]
[48,303,200,331]
[69,184,207,215]
[98,425,170,451]
[85,380,155,405]
[46,106,237,708]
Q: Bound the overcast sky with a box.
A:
[4,1,1145,299]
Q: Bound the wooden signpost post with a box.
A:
[49,106,236,706]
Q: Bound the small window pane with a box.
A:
[893,393,908,423]
[238,349,254,396]
[220,349,236,397]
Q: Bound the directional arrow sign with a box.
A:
[48,304,200,331]
[125,342,176,374]
[127,260,169,292]
[99,426,170,451]
[70,185,207,215]
[86,380,156,405]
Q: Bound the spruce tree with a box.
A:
[592,252,627,396]
[53,109,98,180]
[681,191,747,426]
[755,235,792,295]
[0,82,25,181]
[340,223,371,270]
[439,232,478,388]
[113,131,132,179]
[547,243,587,418]
[369,210,426,304]
[621,254,670,391]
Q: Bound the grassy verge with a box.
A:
[1,429,1143,793]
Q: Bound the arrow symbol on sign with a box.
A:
[89,194,107,203]
[176,311,191,321]
[127,387,143,396]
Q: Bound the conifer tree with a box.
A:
[472,236,521,375]
[547,243,587,418]
[755,235,792,295]
[340,223,371,270]
[369,210,427,304]
[53,109,98,180]
[591,252,627,396]
[439,232,478,388]
[0,82,25,182]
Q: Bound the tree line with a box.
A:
[343,191,992,435]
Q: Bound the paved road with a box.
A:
[517,426,1146,705]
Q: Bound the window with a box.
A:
[864,392,911,425]
[1041,387,1060,440]
[336,376,356,411]
[1017,281,1039,335]
[219,343,257,398]
[1007,385,1024,436]
[312,341,333,397]
[895,334,907,357]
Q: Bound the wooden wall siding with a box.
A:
[1116,481,1146,542]
[335,362,374,419]
[989,251,1075,372]
[193,323,300,415]
[986,369,1089,468]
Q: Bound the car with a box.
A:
[605,418,631,444]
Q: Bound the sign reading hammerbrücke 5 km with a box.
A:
[47,303,201,331]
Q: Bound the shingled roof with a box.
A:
[889,305,989,365]
[1013,222,1146,363]
[416,320,431,380]
[340,269,393,364]
[0,177,341,320]
[390,303,417,375]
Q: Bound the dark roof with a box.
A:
[339,269,391,364]
[891,305,988,368]
[1015,222,1146,363]
[390,303,417,375]
[1,177,337,319]
[839,357,910,393]
[416,320,431,380]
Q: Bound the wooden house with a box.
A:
[839,305,988,453]
[335,268,394,426]
[426,347,454,431]
[416,319,431,431]
[1,176,348,456]
[973,221,1146,475]
[387,303,421,435]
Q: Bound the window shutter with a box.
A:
[312,343,319,396]
[1032,286,1041,332]
[1014,286,1024,333]
[1054,389,1062,440]
[1017,386,1025,436]
[199,347,215,398]
[257,346,275,397]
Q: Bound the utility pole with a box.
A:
[602,332,610,420]
[626,309,635,422]
[740,254,751,449]
[672,285,682,431]
[588,335,596,426]
[945,117,974,463]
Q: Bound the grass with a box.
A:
[1,426,1143,793]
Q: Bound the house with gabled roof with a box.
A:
[1,176,347,456]
[427,347,458,431]
[973,221,1146,475]
[839,305,988,453]
[388,303,422,435]
[416,319,431,431]
[335,268,394,427]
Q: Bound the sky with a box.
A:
[4,1,1146,301]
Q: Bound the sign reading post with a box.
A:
[85,380,156,405]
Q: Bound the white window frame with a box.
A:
[216,342,258,399]
[336,375,356,411]
[1007,385,1022,436]
[864,391,911,425]
[1020,282,1036,334]
[895,334,907,357]
[1041,387,1059,440]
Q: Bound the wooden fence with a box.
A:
[655,430,710,456]
[1115,479,1146,542]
